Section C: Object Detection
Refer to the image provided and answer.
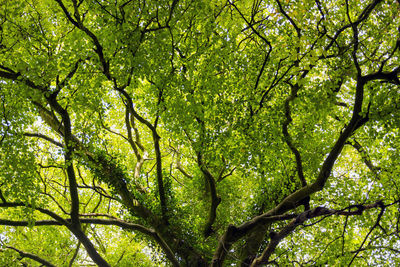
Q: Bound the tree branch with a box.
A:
[45,95,80,227]
[211,213,298,266]
[2,246,56,267]
[250,201,384,266]
[325,0,383,51]
[347,139,380,174]
[282,83,307,188]
[197,152,221,237]
[276,0,301,37]
[117,88,169,222]
[0,217,180,267]
[24,132,64,147]
[54,0,111,79]
[348,202,385,266]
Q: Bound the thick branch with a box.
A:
[211,213,297,266]
[197,153,221,237]
[45,96,80,227]
[154,131,169,222]
[118,88,169,222]
[251,201,384,266]
[363,67,400,84]
[282,83,307,188]
[312,79,366,192]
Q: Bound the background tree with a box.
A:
[0,0,399,266]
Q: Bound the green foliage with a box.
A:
[0,0,400,266]
[85,150,131,193]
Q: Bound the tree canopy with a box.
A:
[0,0,399,266]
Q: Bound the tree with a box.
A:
[0,0,399,265]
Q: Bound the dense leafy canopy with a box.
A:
[0,0,399,266]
